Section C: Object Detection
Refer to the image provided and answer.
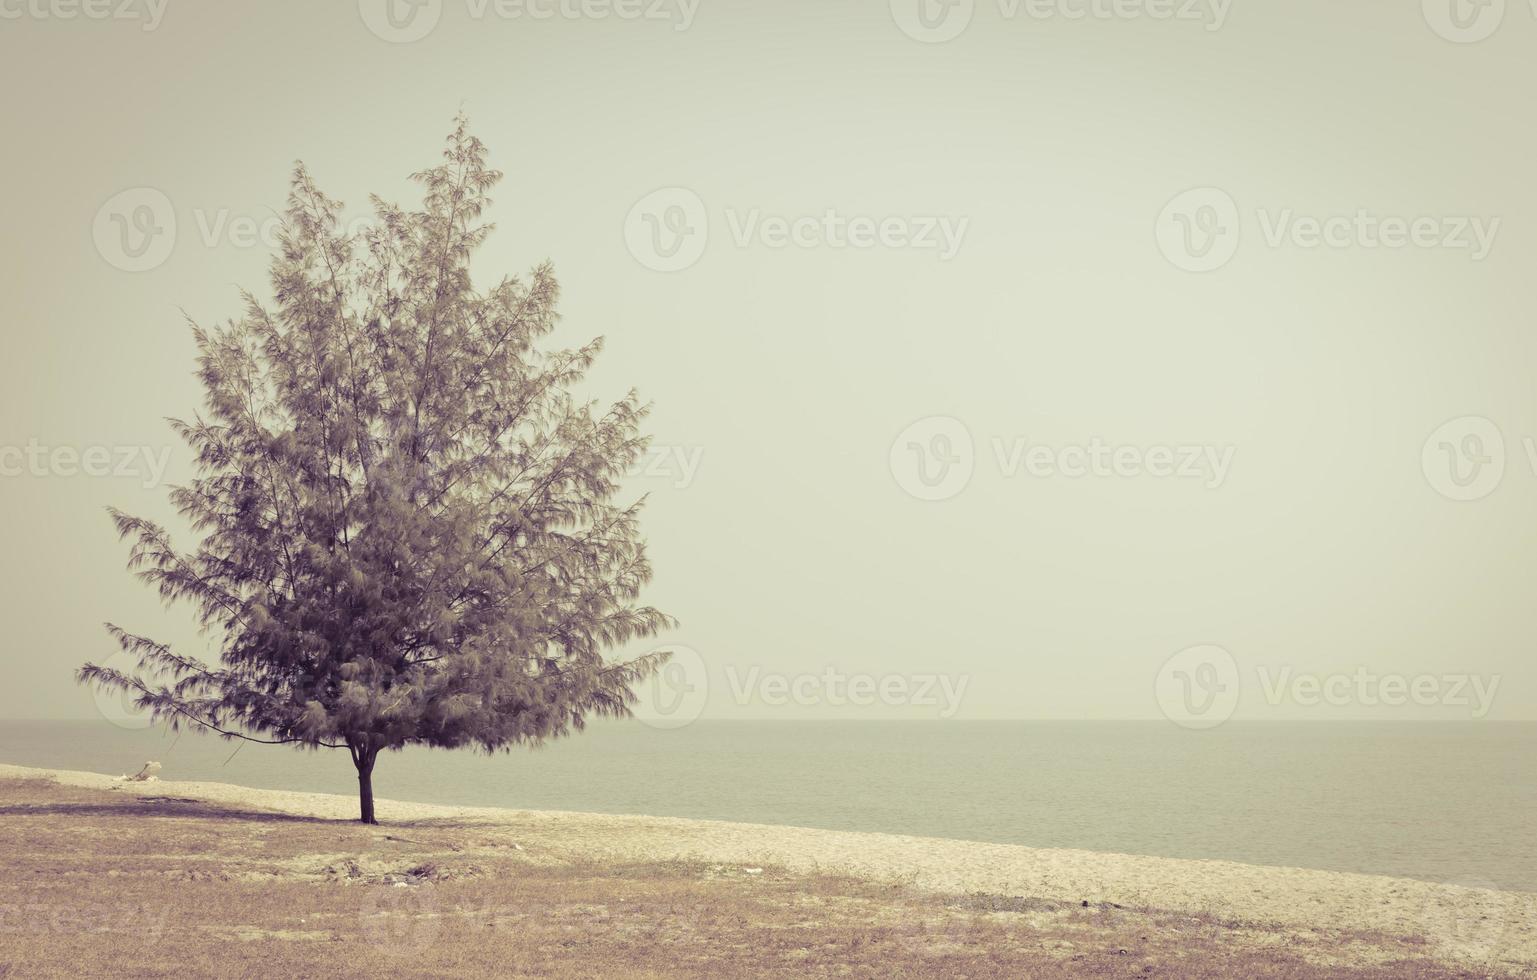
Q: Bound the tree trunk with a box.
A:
[354,746,378,825]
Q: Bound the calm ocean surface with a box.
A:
[4,720,1533,891]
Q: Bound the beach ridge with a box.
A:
[2,762,1530,973]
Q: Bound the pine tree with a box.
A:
[79,118,675,823]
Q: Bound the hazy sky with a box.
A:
[3,0,1535,725]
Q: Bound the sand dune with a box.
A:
[3,763,1530,973]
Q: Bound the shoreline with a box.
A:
[3,762,1533,971]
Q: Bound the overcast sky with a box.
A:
[3,0,1535,725]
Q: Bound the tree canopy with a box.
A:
[80,118,675,822]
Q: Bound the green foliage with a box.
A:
[81,118,674,772]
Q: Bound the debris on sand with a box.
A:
[116,761,161,783]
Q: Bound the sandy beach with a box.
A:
[1,762,1529,977]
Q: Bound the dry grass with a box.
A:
[0,778,1510,979]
